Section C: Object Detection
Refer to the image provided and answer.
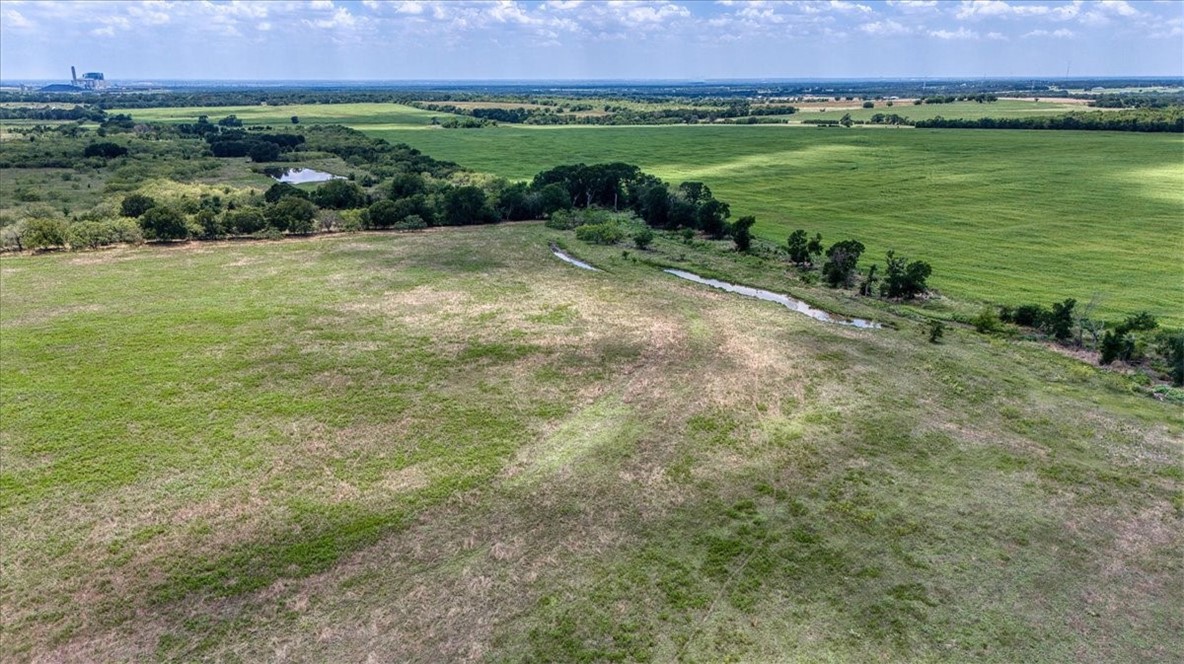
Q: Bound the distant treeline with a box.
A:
[421,102,798,126]
[0,105,106,121]
[914,108,1183,132]
[1089,93,1184,109]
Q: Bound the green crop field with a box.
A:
[122,102,445,127]
[361,124,1184,324]
[2,225,1180,661]
[792,99,1096,123]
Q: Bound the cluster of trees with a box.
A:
[915,94,999,104]
[983,300,1183,385]
[1089,93,1184,109]
[205,129,305,162]
[417,101,795,126]
[0,105,105,121]
[914,108,1183,133]
[786,230,932,299]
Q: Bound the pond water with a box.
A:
[550,245,601,271]
[664,269,881,329]
[266,168,343,184]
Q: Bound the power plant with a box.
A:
[38,66,108,92]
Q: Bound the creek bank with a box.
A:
[664,268,881,329]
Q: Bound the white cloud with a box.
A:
[886,0,937,8]
[986,31,1007,39]
[1023,28,1075,37]
[2,8,34,28]
[930,27,979,39]
[859,19,911,35]
[309,0,334,10]
[305,6,359,29]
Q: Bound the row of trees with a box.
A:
[980,299,1183,385]
[914,108,1183,133]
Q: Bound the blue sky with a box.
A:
[2,1,1181,81]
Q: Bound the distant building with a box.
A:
[39,66,108,93]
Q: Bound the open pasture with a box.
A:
[1,225,1180,661]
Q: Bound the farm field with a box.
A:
[112,102,1184,321]
[789,98,1099,122]
[363,124,1184,323]
[2,224,1180,662]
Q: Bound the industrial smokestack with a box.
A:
[71,66,77,83]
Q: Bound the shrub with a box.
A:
[139,206,190,241]
[225,208,267,235]
[971,307,1004,334]
[264,182,309,204]
[312,180,367,210]
[121,194,157,218]
[730,215,756,252]
[822,239,865,287]
[24,218,69,249]
[392,215,427,231]
[575,222,624,245]
[83,142,127,159]
[880,250,932,299]
[928,320,945,344]
[633,227,655,250]
[267,197,317,233]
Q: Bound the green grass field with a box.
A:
[362,124,1184,324]
[122,102,445,127]
[2,225,1180,661]
[32,102,1184,322]
[794,99,1095,123]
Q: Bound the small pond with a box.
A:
[664,269,881,329]
[550,245,600,271]
[265,168,343,184]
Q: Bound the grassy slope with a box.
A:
[2,226,1180,662]
[363,125,1184,324]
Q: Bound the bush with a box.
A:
[731,215,756,252]
[392,215,427,231]
[928,320,945,344]
[121,194,157,218]
[24,218,69,249]
[264,182,309,204]
[83,142,127,159]
[65,218,143,249]
[971,307,1004,334]
[312,179,367,210]
[633,227,655,250]
[575,222,624,245]
[822,239,865,288]
[225,208,267,235]
[267,197,317,233]
[880,250,932,299]
[139,206,190,241]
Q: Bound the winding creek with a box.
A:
[664,269,881,328]
[548,244,879,328]
[549,245,601,271]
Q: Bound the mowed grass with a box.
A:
[364,125,1184,324]
[1,225,1181,662]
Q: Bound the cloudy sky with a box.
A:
[1,0,1181,81]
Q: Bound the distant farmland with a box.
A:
[113,101,1184,322]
